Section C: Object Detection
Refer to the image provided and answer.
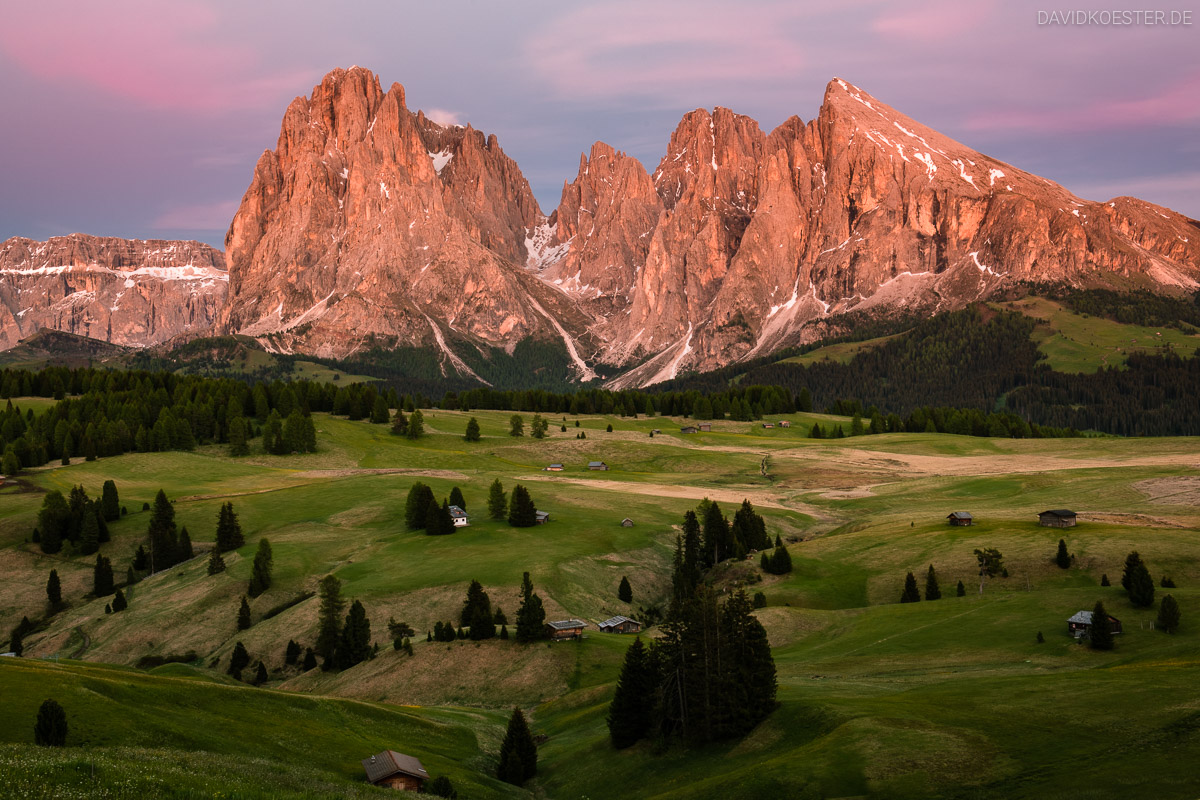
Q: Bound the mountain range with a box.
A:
[3,66,1197,386]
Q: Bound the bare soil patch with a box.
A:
[1134,476,1200,506]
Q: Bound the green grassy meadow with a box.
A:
[2,407,1199,798]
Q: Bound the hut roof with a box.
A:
[1040,509,1077,517]
[947,511,973,520]
[362,750,428,784]
[546,619,587,630]
[599,615,640,628]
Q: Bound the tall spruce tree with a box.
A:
[46,569,62,610]
[406,409,424,439]
[449,486,466,510]
[487,479,507,520]
[515,572,546,642]
[1055,539,1071,569]
[464,417,481,442]
[207,547,226,575]
[618,576,633,603]
[237,596,252,630]
[228,641,250,679]
[497,707,537,785]
[177,527,193,561]
[508,485,537,527]
[100,480,120,522]
[36,490,70,555]
[1128,560,1156,608]
[900,571,921,603]
[336,600,372,668]
[956,580,966,597]
[925,564,942,600]
[146,489,178,573]
[111,588,127,612]
[285,639,301,665]
[248,538,273,597]
[78,510,100,556]
[461,580,495,640]
[92,555,114,597]
[1121,551,1144,592]
[34,699,68,747]
[607,637,655,748]
[228,415,249,456]
[254,661,269,686]
[405,483,435,530]
[316,575,344,668]
[1157,594,1182,633]
[215,502,245,552]
[1089,601,1114,650]
[701,501,733,567]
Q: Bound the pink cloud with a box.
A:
[0,0,317,114]
[424,108,463,127]
[153,200,238,230]
[873,0,998,41]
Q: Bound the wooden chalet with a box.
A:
[620,518,634,527]
[1067,610,1122,639]
[588,461,609,471]
[1039,510,1077,528]
[697,423,712,432]
[598,615,642,634]
[947,511,973,527]
[546,619,587,640]
[535,510,550,525]
[544,463,564,472]
[362,750,429,792]
[762,423,775,429]
[680,426,698,434]
[778,421,791,428]
[448,505,469,528]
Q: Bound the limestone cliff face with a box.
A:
[0,234,226,350]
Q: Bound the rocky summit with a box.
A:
[4,67,1198,385]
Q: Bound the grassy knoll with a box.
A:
[778,333,901,366]
[3,407,1200,797]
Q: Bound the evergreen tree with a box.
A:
[9,616,33,657]
[78,510,100,556]
[497,707,537,785]
[925,564,942,600]
[956,580,966,597]
[487,479,506,520]
[449,486,466,510]
[254,661,269,686]
[701,500,732,567]
[34,699,67,747]
[1121,551,1144,592]
[1128,560,1156,608]
[370,396,390,424]
[1089,601,1115,651]
[214,500,245,553]
[900,571,921,603]
[508,484,537,527]
[618,576,633,603]
[1101,573,1111,586]
[101,480,120,521]
[464,417,481,442]
[248,538,273,597]
[36,490,70,555]
[92,555,114,597]
[426,775,458,799]
[766,544,793,575]
[302,647,317,671]
[316,575,344,668]
[405,483,435,530]
[228,641,250,679]
[531,414,548,439]
[405,409,424,439]
[425,498,454,535]
[262,410,285,454]
[1157,594,1182,634]
[228,415,249,456]
[111,588,127,612]
[237,596,252,630]
[607,637,655,748]
[461,580,496,640]
[336,600,372,668]
[730,499,769,552]
[147,489,178,573]
[285,639,301,665]
[207,547,226,575]
[132,545,148,571]
[177,527,193,561]
[1055,539,1071,569]
[390,409,409,437]
[46,569,62,610]
[515,572,546,642]
[509,414,525,437]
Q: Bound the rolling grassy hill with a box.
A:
[2,407,1199,797]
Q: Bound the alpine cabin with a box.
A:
[947,511,973,526]
[588,461,609,471]
[448,506,469,527]
[1067,610,1122,638]
[1039,510,1077,528]
[362,751,429,792]
[546,619,587,640]
[598,615,642,634]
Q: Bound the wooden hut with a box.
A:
[947,511,973,527]
[588,461,609,471]
[362,750,429,792]
[697,423,712,432]
[620,518,634,527]
[546,619,587,640]
[680,426,698,434]
[1067,610,1122,639]
[448,506,469,528]
[1039,510,1077,528]
[598,615,642,634]
[535,510,550,525]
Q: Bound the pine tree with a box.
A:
[9,616,32,657]
[508,484,537,527]
[405,483,434,530]
[497,707,537,785]
[509,414,525,437]
[370,396,390,424]
[449,486,466,510]
[177,527,193,561]
[900,571,921,603]
[1100,573,1111,586]
[36,490,70,555]
[147,489,178,572]
[1089,601,1114,650]
[133,545,148,571]
[1055,539,1071,569]
[531,415,548,439]
[248,538,273,597]
[390,409,409,437]
[46,569,62,610]
[101,480,120,522]
[34,699,68,747]
[112,588,127,612]
[237,596,252,630]
[701,501,732,567]
[925,564,942,600]
[426,775,458,799]
[92,555,114,597]
[956,580,966,597]
[336,600,372,669]
[464,417,481,442]
[607,637,655,748]
[1129,560,1156,608]
[515,572,546,642]
[405,409,424,439]
[228,641,250,679]
[767,544,792,575]
[1121,551,1143,592]
[302,648,317,671]
[316,575,344,668]
[285,639,301,665]
[618,576,633,603]
[487,479,506,520]
[228,415,249,456]
[207,547,226,575]
[254,661,269,686]
[1157,594,1182,634]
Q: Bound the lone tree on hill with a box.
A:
[515,572,546,642]
[1127,558,1156,608]
[1055,539,1071,569]
[1101,574,1111,586]
[406,409,425,439]
[531,414,548,439]
[111,588,127,612]
[254,661,269,686]
[316,575,344,669]
[925,565,942,600]
[228,641,250,680]
[215,502,244,553]
[607,637,655,748]
[248,538,273,597]
[509,414,525,437]
[956,580,966,597]
[390,409,408,437]
[618,576,633,603]
[487,479,507,520]
[46,569,62,610]
[1089,601,1115,651]
[1121,551,1144,591]
[764,544,793,575]
[237,596,252,630]
[900,571,921,603]
[974,547,1004,593]
[34,699,68,747]
[207,547,226,576]
[508,485,537,527]
[285,639,301,665]
[497,707,538,786]
[1157,594,1182,634]
[464,417,481,442]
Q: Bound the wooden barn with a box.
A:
[680,426,698,434]
[620,518,634,527]
[535,510,550,525]
[598,615,642,634]
[546,619,587,640]
[697,423,712,432]
[588,461,609,471]
[362,750,429,792]
[1039,510,1077,528]
[779,421,791,428]
[947,511,973,526]
[544,463,564,472]
[1067,610,1122,639]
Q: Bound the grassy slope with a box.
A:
[3,409,1200,797]
[778,333,901,366]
